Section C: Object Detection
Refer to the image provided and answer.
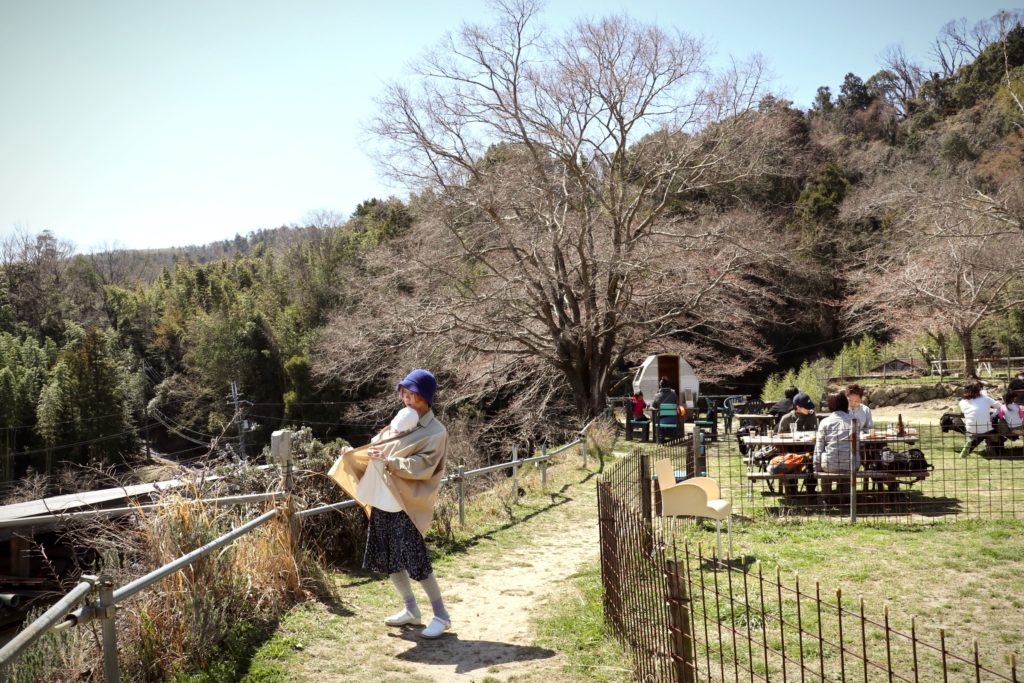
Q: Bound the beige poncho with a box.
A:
[328,410,448,537]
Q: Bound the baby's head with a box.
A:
[385,406,420,437]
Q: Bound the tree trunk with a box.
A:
[937,333,948,382]
[563,351,612,421]
[927,330,948,382]
[957,327,976,378]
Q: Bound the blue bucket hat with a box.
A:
[398,369,437,406]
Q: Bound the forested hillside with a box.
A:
[1,8,1022,495]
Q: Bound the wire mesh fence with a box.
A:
[668,536,1020,682]
[702,419,1024,522]
[597,451,1022,682]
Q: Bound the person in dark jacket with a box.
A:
[769,386,800,420]
[651,378,679,409]
[651,378,680,442]
[1010,371,1024,401]
[778,392,817,433]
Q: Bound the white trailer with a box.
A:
[631,354,700,410]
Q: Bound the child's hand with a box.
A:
[367,447,387,461]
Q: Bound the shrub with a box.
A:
[585,417,618,460]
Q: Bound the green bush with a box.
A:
[761,359,832,406]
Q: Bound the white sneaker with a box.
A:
[384,608,422,627]
[420,616,451,639]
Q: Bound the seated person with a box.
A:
[651,378,680,441]
[776,392,817,495]
[777,392,817,433]
[995,390,1024,435]
[846,383,874,432]
[814,392,858,498]
[769,386,799,420]
[629,392,648,420]
[651,378,679,410]
[1010,370,1024,400]
[959,380,998,457]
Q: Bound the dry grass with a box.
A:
[586,417,619,461]
[10,459,335,682]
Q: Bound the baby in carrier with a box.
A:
[359,406,421,512]
[381,406,420,440]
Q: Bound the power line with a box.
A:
[8,422,159,458]
[0,410,132,432]
[246,412,377,428]
[149,408,220,441]
[149,409,220,447]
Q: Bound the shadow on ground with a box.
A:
[390,629,556,674]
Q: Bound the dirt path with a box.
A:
[388,509,599,681]
[287,477,602,683]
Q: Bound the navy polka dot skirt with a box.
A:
[362,508,433,581]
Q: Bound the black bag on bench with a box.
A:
[874,447,933,473]
[940,413,966,434]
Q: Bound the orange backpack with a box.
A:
[767,453,808,475]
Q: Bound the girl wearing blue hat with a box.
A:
[336,369,452,639]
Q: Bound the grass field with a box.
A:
[666,417,1024,522]
[609,427,1024,681]
[659,516,1024,681]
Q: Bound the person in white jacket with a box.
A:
[958,381,997,457]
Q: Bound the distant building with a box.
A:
[866,357,928,377]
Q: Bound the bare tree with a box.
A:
[363,1,790,418]
[876,45,925,116]
[1,228,74,335]
[846,173,1024,378]
[997,10,1024,124]
[929,11,1024,78]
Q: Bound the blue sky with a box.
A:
[0,1,1013,252]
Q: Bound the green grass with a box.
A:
[533,562,633,682]
[659,515,1024,681]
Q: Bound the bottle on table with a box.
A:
[896,413,905,437]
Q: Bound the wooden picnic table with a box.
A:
[742,427,919,448]
[741,428,925,497]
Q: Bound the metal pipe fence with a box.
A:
[0,506,284,680]
[597,451,1022,682]
[0,426,595,679]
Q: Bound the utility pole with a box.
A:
[142,359,151,460]
[229,381,247,458]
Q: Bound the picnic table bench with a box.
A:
[745,469,932,499]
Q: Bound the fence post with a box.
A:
[457,464,466,526]
[850,419,859,523]
[273,430,298,555]
[640,451,652,523]
[665,559,697,683]
[581,432,588,470]
[540,446,548,490]
[597,484,622,632]
[512,445,519,499]
[97,574,120,683]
